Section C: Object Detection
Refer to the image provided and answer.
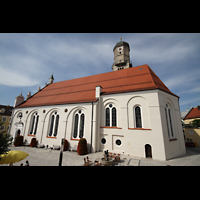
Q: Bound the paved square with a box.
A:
[1,145,200,166]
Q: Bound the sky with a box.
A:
[0,33,200,112]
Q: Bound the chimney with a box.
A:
[95,86,102,99]
[198,106,200,110]
[26,91,31,100]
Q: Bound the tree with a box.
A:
[0,119,13,158]
[192,119,200,128]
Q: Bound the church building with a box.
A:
[9,39,186,161]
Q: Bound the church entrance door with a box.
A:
[145,144,152,158]
[17,129,21,136]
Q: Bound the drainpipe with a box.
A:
[90,102,94,153]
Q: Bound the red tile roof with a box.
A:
[16,64,178,108]
[184,106,200,120]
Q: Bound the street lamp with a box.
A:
[58,138,65,166]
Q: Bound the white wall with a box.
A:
[10,89,186,160]
[99,89,185,160]
[10,102,95,152]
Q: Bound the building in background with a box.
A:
[0,105,13,135]
[183,106,200,147]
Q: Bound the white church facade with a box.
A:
[9,39,186,161]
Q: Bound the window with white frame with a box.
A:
[105,104,117,127]
[73,110,85,139]
[48,111,59,137]
[29,112,39,135]
[134,106,142,128]
[165,104,175,139]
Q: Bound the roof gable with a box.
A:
[16,65,178,108]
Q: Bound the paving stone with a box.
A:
[1,146,200,166]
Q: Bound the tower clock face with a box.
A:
[118,46,123,51]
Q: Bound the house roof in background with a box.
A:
[184,106,200,120]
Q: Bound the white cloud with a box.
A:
[179,96,200,106]
[178,86,200,95]
[0,67,39,87]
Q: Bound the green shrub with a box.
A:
[14,135,23,147]
[77,138,88,155]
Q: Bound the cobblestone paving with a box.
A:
[1,146,200,166]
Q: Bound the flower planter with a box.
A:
[14,136,23,146]
[30,138,37,147]
[77,138,88,155]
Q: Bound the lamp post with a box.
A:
[59,138,65,166]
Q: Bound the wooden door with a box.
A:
[145,144,152,158]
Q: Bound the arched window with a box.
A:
[105,104,117,127]
[135,106,142,128]
[165,104,174,139]
[29,112,39,135]
[73,110,85,139]
[48,111,59,137]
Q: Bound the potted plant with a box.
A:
[30,138,37,147]
[77,138,88,155]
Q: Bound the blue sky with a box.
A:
[0,33,200,112]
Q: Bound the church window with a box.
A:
[73,114,79,138]
[73,110,85,139]
[115,139,122,146]
[105,108,110,126]
[79,114,85,138]
[165,104,175,139]
[101,138,106,144]
[105,104,117,127]
[48,111,59,137]
[135,106,142,128]
[29,112,39,135]
[112,107,117,126]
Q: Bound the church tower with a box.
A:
[112,38,132,71]
[14,93,25,107]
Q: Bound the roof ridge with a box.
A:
[147,66,171,90]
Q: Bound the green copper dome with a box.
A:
[113,40,130,51]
